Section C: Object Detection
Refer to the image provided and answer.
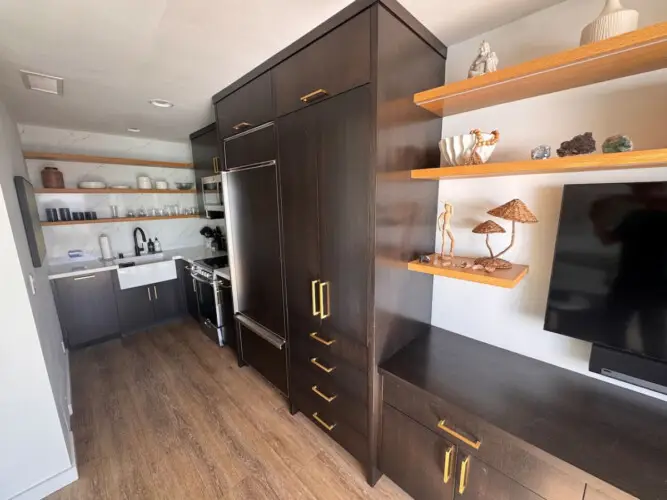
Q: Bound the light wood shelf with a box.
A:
[24,152,193,169]
[408,254,528,288]
[411,149,667,180]
[35,188,196,194]
[41,214,199,226]
[414,22,667,117]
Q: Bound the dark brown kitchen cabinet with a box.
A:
[380,404,457,500]
[152,280,182,321]
[180,261,199,320]
[52,272,120,349]
[215,71,274,141]
[238,322,288,395]
[272,9,371,116]
[223,122,277,171]
[190,123,220,216]
[115,279,184,333]
[455,454,544,500]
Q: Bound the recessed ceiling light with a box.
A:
[127,128,141,133]
[149,99,174,108]
[20,70,64,95]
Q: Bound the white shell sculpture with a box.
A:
[580,0,638,46]
[439,132,498,166]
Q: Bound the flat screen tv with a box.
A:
[545,181,667,365]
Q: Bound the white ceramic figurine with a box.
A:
[468,41,498,78]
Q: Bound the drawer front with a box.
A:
[291,384,368,463]
[292,347,368,402]
[383,375,585,500]
[239,323,288,395]
[291,361,367,436]
[215,71,274,140]
[272,10,371,117]
[224,122,277,170]
[380,404,457,500]
[290,312,367,370]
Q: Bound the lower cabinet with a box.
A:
[116,279,183,333]
[52,272,120,349]
[180,261,199,320]
[380,404,544,500]
[238,322,288,395]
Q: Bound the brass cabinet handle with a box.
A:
[311,385,337,403]
[212,156,220,173]
[443,445,454,484]
[310,331,335,346]
[232,121,253,131]
[310,357,335,373]
[459,456,470,494]
[437,420,481,450]
[319,281,330,319]
[312,412,336,431]
[300,88,329,103]
[311,279,320,316]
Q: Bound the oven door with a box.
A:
[192,272,222,345]
[202,174,224,212]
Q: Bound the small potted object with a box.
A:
[472,220,510,269]
[41,166,64,189]
[475,199,538,270]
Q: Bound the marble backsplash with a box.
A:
[18,124,214,261]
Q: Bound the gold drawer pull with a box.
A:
[319,281,330,319]
[311,385,337,403]
[310,332,335,346]
[300,88,329,103]
[459,456,470,494]
[232,121,253,131]
[437,420,481,450]
[443,445,454,484]
[310,357,335,373]
[311,279,320,316]
[312,412,336,431]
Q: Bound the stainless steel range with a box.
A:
[189,255,233,347]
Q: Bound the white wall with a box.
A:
[432,0,667,401]
[19,125,215,260]
[0,104,73,499]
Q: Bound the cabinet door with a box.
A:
[116,286,155,333]
[277,105,322,346]
[380,404,456,500]
[152,280,182,322]
[455,454,544,500]
[182,266,199,320]
[191,125,220,215]
[316,85,371,344]
[53,272,120,348]
[215,71,274,140]
[224,122,277,170]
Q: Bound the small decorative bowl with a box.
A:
[439,131,498,166]
[175,182,194,190]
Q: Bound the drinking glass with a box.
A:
[110,205,119,218]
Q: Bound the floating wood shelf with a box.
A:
[411,149,667,180]
[24,152,193,169]
[408,254,528,288]
[41,215,199,226]
[414,22,667,117]
[35,188,196,194]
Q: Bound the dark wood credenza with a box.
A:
[379,326,667,500]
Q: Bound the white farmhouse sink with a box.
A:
[116,259,177,290]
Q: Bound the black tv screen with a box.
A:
[545,181,667,363]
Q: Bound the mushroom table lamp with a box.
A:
[472,220,509,269]
[480,198,538,268]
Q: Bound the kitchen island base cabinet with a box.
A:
[52,272,120,349]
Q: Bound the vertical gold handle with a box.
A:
[458,456,470,495]
[311,385,337,403]
[443,446,454,484]
[311,280,320,316]
[319,281,330,319]
[213,156,220,173]
[312,412,336,431]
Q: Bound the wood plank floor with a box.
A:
[50,319,410,499]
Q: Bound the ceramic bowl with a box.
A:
[155,181,168,190]
[439,132,498,166]
[78,181,107,189]
[175,182,194,190]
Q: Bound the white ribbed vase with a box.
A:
[580,0,639,46]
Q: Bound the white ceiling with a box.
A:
[0,0,564,142]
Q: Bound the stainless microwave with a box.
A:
[201,174,224,218]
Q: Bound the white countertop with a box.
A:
[47,246,228,280]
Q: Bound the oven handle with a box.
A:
[190,272,215,287]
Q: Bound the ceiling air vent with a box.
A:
[20,70,64,95]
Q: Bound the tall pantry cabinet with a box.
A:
[212,0,446,484]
